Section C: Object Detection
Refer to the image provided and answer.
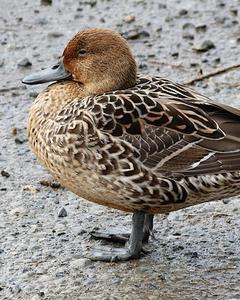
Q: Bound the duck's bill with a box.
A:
[22,60,71,85]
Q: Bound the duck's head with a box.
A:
[22,28,137,95]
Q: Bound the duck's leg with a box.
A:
[90,214,154,244]
[90,212,146,261]
[143,214,154,243]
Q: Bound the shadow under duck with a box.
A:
[23,28,240,262]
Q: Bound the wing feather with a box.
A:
[65,74,240,177]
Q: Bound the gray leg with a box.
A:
[90,212,146,262]
[90,213,154,244]
[143,214,154,243]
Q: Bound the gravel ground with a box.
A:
[1,0,240,299]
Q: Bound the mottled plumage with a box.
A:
[23,28,240,261]
[27,74,240,214]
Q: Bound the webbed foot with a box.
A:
[88,212,154,262]
[90,231,129,244]
[89,247,140,262]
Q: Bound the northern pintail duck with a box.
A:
[23,28,240,261]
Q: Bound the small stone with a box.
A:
[41,0,52,5]
[48,32,64,38]
[38,291,45,297]
[230,9,238,16]
[0,59,4,67]
[11,127,18,135]
[139,63,147,70]
[218,2,225,7]
[195,24,208,33]
[1,170,10,178]
[222,199,231,204]
[212,57,221,66]
[15,137,25,144]
[29,91,38,98]
[12,91,20,97]
[158,3,167,9]
[53,223,66,235]
[81,0,97,7]
[70,258,92,269]
[179,9,188,16]
[190,61,199,68]
[191,252,198,258]
[54,199,60,204]
[182,22,195,30]
[18,58,32,68]
[124,29,150,40]
[77,229,87,235]
[172,232,181,236]
[193,40,215,52]
[124,15,135,23]
[58,207,67,217]
[172,245,184,251]
[39,179,61,189]
[22,185,40,193]
[182,32,194,40]
[171,52,179,57]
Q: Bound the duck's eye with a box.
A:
[78,49,87,56]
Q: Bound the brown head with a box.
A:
[22,28,137,95]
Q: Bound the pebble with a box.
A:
[158,3,167,9]
[212,57,221,66]
[22,185,40,193]
[58,207,67,217]
[54,198,60,204]
[230,9,238,16]
[1,170,10,178]
[29,91,39,98]
[182,22,195,30]
[48,32,64,38]
[17,58,32,68]
[171,52,179,57]
[11,127,18,135]
[41,0,52,5]
[124,29,150,40]
[38,291,45,297]
[80,0,97,7]
[0,59,4,67]
[193,40,216,52]
[70,258,93,269]
[14,137,25,144]
[172,245,184,251]
[190,61,199,67]
[179,9,188,16]
[195,24,208,33]
[222,199,231,204]
[54,224,66,236]
[124,15,135,23]
[39,179,61,189]
[182,32,194,40]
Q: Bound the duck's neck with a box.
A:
[32,81,86,118]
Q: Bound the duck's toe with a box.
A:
[90,230,130,244]
[89,246,142,262]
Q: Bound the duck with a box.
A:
[22,28,240,262]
